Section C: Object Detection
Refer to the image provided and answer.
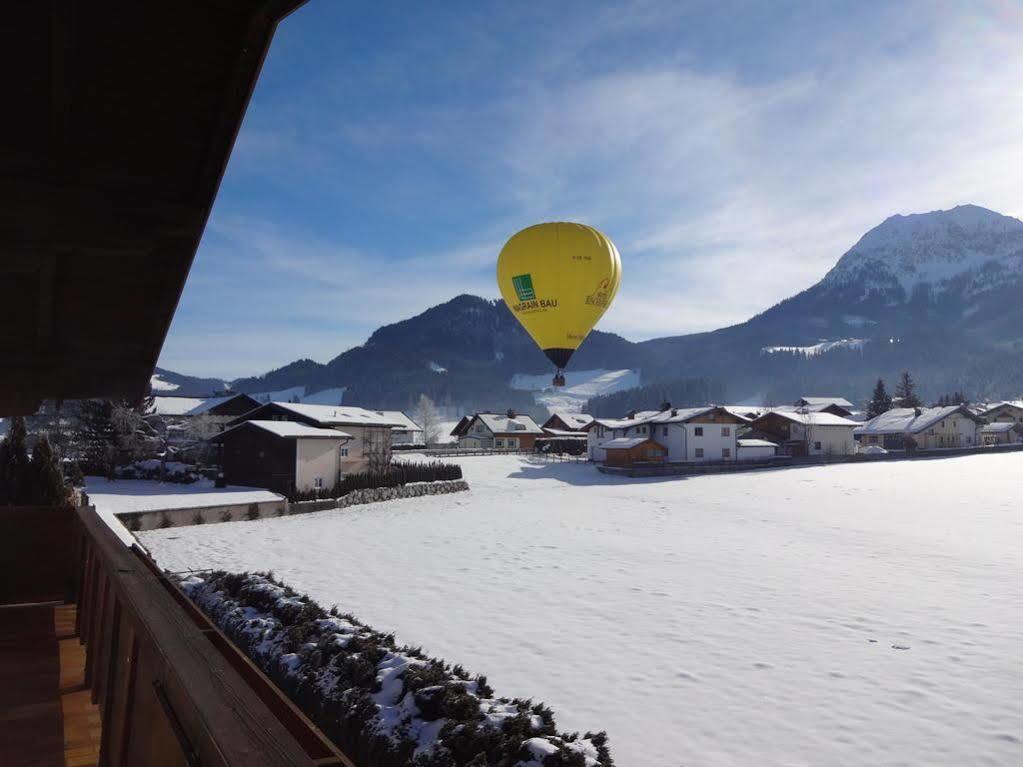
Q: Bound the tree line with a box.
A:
[866,370,971,419]
[0,417,75,505]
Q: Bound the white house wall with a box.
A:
[295,439,342,492]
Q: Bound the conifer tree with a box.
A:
[895,370,923,409]
[866,379,893,419]
[30,435,69,506]
[0,416,31,504]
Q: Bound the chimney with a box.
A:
[671,409,678,416]
[914,407,922,417]
[506,408,516,419]
[627,410,636,419]
[660,401,671,412]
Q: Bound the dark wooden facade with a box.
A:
[214,422,298,494]
[1,1,306,415]
[604,439,668,467]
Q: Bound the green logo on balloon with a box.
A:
[512,273,536,302]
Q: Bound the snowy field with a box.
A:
[140,453,1023,766]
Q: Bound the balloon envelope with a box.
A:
[497,222,621,371]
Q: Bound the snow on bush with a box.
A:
[115,459,201,484]
[177,571,613,767]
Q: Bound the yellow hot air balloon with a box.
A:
[497,222,621,387]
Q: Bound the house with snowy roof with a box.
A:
[212,420,352,495]
[541,412,594,434]
[583,405,748,464]
[979,421,1023,446]
[149,392,261,421]
[645,406,748,462]
[979,401,1023,426]
[374,411,424,446]
[791,397,856,418]
[226,401,406,472]
[749,410,859,456]
[450,410,544,450]
[853,405,983,451]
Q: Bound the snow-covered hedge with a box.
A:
[178,571,613,767]
[115,459,200,484]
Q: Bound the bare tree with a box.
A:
[414,394,442,446]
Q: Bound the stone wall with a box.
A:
[289,479,469,515]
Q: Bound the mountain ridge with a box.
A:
[159,204,1023,406]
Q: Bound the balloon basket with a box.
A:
[552,371,566,387]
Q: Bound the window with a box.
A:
[507,438,518,448]
[646,448,660,458]
[662,427,668,436]
[314,477,323,489]
[340,447,349,457]
[722,448,731,458]
[694,427,704,437]
[814,441,822,451]
[722,427,731,437]
[695,448,704,458]
[495,439,504,448]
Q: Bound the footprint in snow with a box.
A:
[892,644,910,650]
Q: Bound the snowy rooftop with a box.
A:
[475,413,544,435]
[149,396,209,416]
[796,396,855,408]
[601,437,652,449]
[737,438,778,448]
[217,420,352,440]
[374,410,422,432]
[854,406,970,435]
[765,410,860,427]
[269,402,405,427]
[980,421,1017,433]
[550,412,594,429]
[980,400,1023,415]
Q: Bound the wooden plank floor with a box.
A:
[0,604,101,767]
[57,605,101,767]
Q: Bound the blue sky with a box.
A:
[159,0,1023,378]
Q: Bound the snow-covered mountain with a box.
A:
[820,204,1023,304]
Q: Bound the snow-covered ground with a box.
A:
[510,368,639,413]
[139,453,1023,766]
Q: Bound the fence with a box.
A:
[599,441,1023,477]
[69,505,353,766]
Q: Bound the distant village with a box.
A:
[129,376,1023,497]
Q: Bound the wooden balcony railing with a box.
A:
[1,503,353,767]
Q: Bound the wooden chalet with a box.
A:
[601,437,668,466]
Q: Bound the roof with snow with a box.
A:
[980,421,1018,433]
[149,396,208,416]
[764,410,860,427]
[542,428,590,438]
[258,402,405,428]
[795,396,854,408]
[215,420,352,441]
[374,411,422,433]
[474,412,544,435]
[738,439,778,448]
[602,437,655,449]
[548,412,595,429]
[853,406,977,435]
[980,401,1023,416]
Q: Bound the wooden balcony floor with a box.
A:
[0,604,101,767]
